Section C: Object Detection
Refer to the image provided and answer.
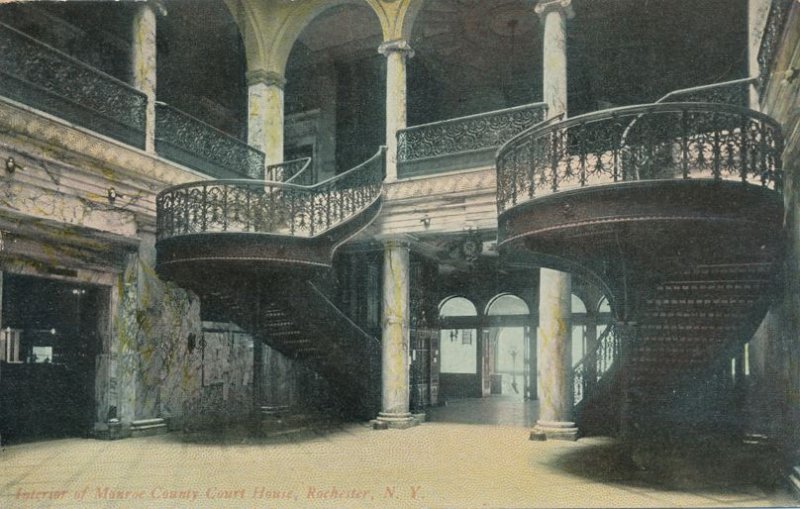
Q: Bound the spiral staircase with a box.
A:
[155,149,386,419]
[496,81,785,437]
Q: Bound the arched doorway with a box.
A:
[438,296,480,400]
[485,294,532,400]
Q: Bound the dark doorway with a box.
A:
[0,273,104,443]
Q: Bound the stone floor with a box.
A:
[0,397,796,508]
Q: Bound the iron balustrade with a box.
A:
[266,157,313,184]
[497,102,783,214]
[157,147,385,241]
[656,77,756,107]
[757,0,795,96]
[397,102,548,178]
[0,22,146,147]
[573,323,620,405]
[155,102,265,180]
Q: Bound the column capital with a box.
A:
[376,233,416,249]
[378,39,415,59]
[534,0,574,19]
[246,70,287,89]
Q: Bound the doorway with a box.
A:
[0,273,104,443]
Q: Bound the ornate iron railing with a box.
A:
[155,102,265,180]
[573,323,620,405]
[156,147,385,241]
[397,102,547,178]
[266,157,313,184]
[0,22,146,147]
[757,0,795,95]
[497,102,783,213]
[656,77,756,107]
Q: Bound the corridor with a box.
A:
[0,398,795,508]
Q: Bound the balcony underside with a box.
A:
[498,179,783,284]
[156,197,381,287]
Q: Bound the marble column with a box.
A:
[535,0,573,117]
[530,0,577,441]
[131,2,157,152]
[531,269,577,440]
[373,236,417,429]
[379,40,414,182]
[247,70,286,168]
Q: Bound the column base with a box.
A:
[371,412,422,430]
[530,420,579,441]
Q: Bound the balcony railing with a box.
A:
[156,147,385,241]
[154,102,265,180]
[397,102,547,178]
[0,22,146,147]
[656,77,755,107]
[573,323,620,405]
[757,0,795,96]
[497,102,783,214]
[266,157,313,184]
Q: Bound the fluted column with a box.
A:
[373,236,417,429]
[379,40,414,182]
[131,2,157,152]
[247,70,286,168]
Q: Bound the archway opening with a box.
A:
[486,294,531,401]
[284,4,385,182]
[407,0,541,125]
[438,296,480,400]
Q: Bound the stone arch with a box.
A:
[237,0,395,77]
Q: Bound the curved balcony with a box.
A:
[496,102,784,283]
[156,147,385,283]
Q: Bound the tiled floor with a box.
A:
[1,397,796,508]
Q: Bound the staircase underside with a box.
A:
[499,180,783,309]
[499,179,784,435]
[155,198,383,420]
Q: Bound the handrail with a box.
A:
[497,102,783,214]
[573,323,620,405]
[655,77,756,104]
[619,78,758,153]
[306,282,381,347]
[154,101,265,180]
[156,147,385,240]
[0,22,146,98]
[0,22,146,144]
[397,102,548,167]
[266,157,313,184]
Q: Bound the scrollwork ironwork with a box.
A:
[266,157,313,184]
[155,102,265,180]
[0,22,146,146]
[157,148,385,241]
[397,103,547,163]
[497,102,783,214]
[572,323,619,406]
[757,0,794,95]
